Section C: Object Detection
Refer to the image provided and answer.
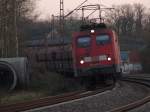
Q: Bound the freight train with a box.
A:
[26,23,121,88]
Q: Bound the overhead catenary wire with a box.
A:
[64,0,88,18]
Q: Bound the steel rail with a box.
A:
[0,85,114,112]
[0,90,84,112]
[109,77,150,112]
[109,96,150,112]
[122,77,150,87]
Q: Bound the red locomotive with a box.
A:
[72,23,121,77]
[71,23,121,87]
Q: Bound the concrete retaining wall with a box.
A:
[0,57,29,90]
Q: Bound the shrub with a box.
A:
[30,69,82,95]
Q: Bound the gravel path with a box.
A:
[128,102,150,112]
[26,81,150,112]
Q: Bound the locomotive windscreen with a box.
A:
[96,34,111,45]
[77,36,91,48]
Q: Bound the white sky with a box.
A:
[35,0,150,20]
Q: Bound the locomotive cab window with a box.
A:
[77,36,91,48]
[96,34,110,45]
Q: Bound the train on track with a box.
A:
[26,23,121,88]
[72,23,121,76]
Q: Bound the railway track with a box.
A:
[109,75,150,112]
[0,85,113,112]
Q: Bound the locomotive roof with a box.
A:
[80,23,107,31]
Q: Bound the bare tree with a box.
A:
[134,3,145,37]
[142,12,150,42]
[0,0,34,57]
[106,4,135,36]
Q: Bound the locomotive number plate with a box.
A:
[84,57,92,62]
[99,55,107,61]
[92,56,99,61]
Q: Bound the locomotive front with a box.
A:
[72,24,121,77]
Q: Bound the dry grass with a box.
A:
[0,91,44,104]
[0,69,82,105]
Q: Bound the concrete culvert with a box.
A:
[0,61,17,91]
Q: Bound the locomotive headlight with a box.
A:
[91,29,95,33]
[107,57,111,61]
[80,60,84,64]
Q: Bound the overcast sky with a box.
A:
[35,0,150,20]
